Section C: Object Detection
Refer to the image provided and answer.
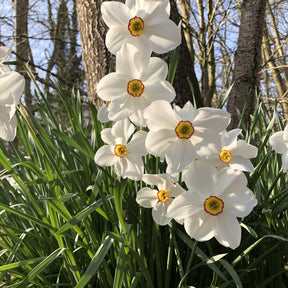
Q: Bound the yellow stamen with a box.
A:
[204,196,224,216]
[128,16,144,37]
[114,144,127,158]
[127,79,144,97]
[175,121,194,139]
[157,190,170,203]
[219,150,232,163]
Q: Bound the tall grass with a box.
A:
[0,77,288,287]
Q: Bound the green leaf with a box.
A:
[74,235,114,288]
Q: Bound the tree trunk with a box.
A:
[169,0,202,108]
[227,0,267,129]
[14,0,32,110]
[75,0,113,109]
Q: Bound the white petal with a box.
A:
[116,43,143,77]
[283,125,288,141]
[269,131,288,154]
[0,114,17,141]
[105,27,130,55]
[142,57,168,82]
[143,81,175,103]
[142,174,166,188]
[123,154,144,180]
[214,214,241,249]
[111,119,135,142]
[127,130,147,156]
[145,129,176,157]
[101,128,116,145]
[173,101,195,121]
[136,187,158,208]
[144,100,177,131]
[145,20,181,54]
[184,212,216,241]
[97,104,110,123]
[232,140,258,158]
[184,161,216,198]
[101,2,131,28]
[97,73,127,101]
[221,129,242,147]
[0,46,11,63]
[193,107,230,132]
[230,156,255,173]
[167,191,203,219]
[165,139,195,173]
[152,201,172,225]
[223,187,257,218]
[94,145,118,167]
[214,168,244,197]
[129,110,147,127]
[0,72,24,104]
[282,153,288,172]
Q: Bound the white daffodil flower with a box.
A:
[136,174,185,225]
[167,161,257,249]
[0,71,25,141]
[97,43,175,122]
[94,119,148,180]
[144,100,231,173]
[269,125,288,172]
[101,0,181,54]
[97,103,110,123]
[205,129,258,173]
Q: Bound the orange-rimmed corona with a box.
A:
[204,196,224,216]
[127,79,144,97]
[114,144,127,158]
[218,150,232,163]
[128,16,144,37]
[175,121,194,139]
[157,190,170,203]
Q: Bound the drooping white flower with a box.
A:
[0,46,12,73]
[205,129,258,173]
[0,71,25,141]
[97,102,110,123]
[167,161,257,249]
[97,43,175,122]
[269,125,288,172]
[94,119,148,180]
[101,0,181,54]
[144,100,231,173]
[136,174,185,225]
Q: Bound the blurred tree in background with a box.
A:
[1,0,288,125]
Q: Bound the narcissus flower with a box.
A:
[167,161,257,249]
[144,100,230,173]
[269,125,288,172]
[136,174,185,225]
[97,43,175,122]
[206,129,258,172]
[97,102,110,123]
[94,119,148,180]
[101,0,181,54]
[0,68,25,141]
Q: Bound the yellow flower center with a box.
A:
[204,196,224,216]
[128,16,144,37]
[114,144,127,158]
[127,79,144,97]
[175,121,194,139]
[219,150,232,163]
[157,190,170,203]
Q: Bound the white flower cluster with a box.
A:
[94,0,258,249]
[0,47,24,141]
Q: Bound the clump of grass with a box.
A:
[0,73,288,287]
